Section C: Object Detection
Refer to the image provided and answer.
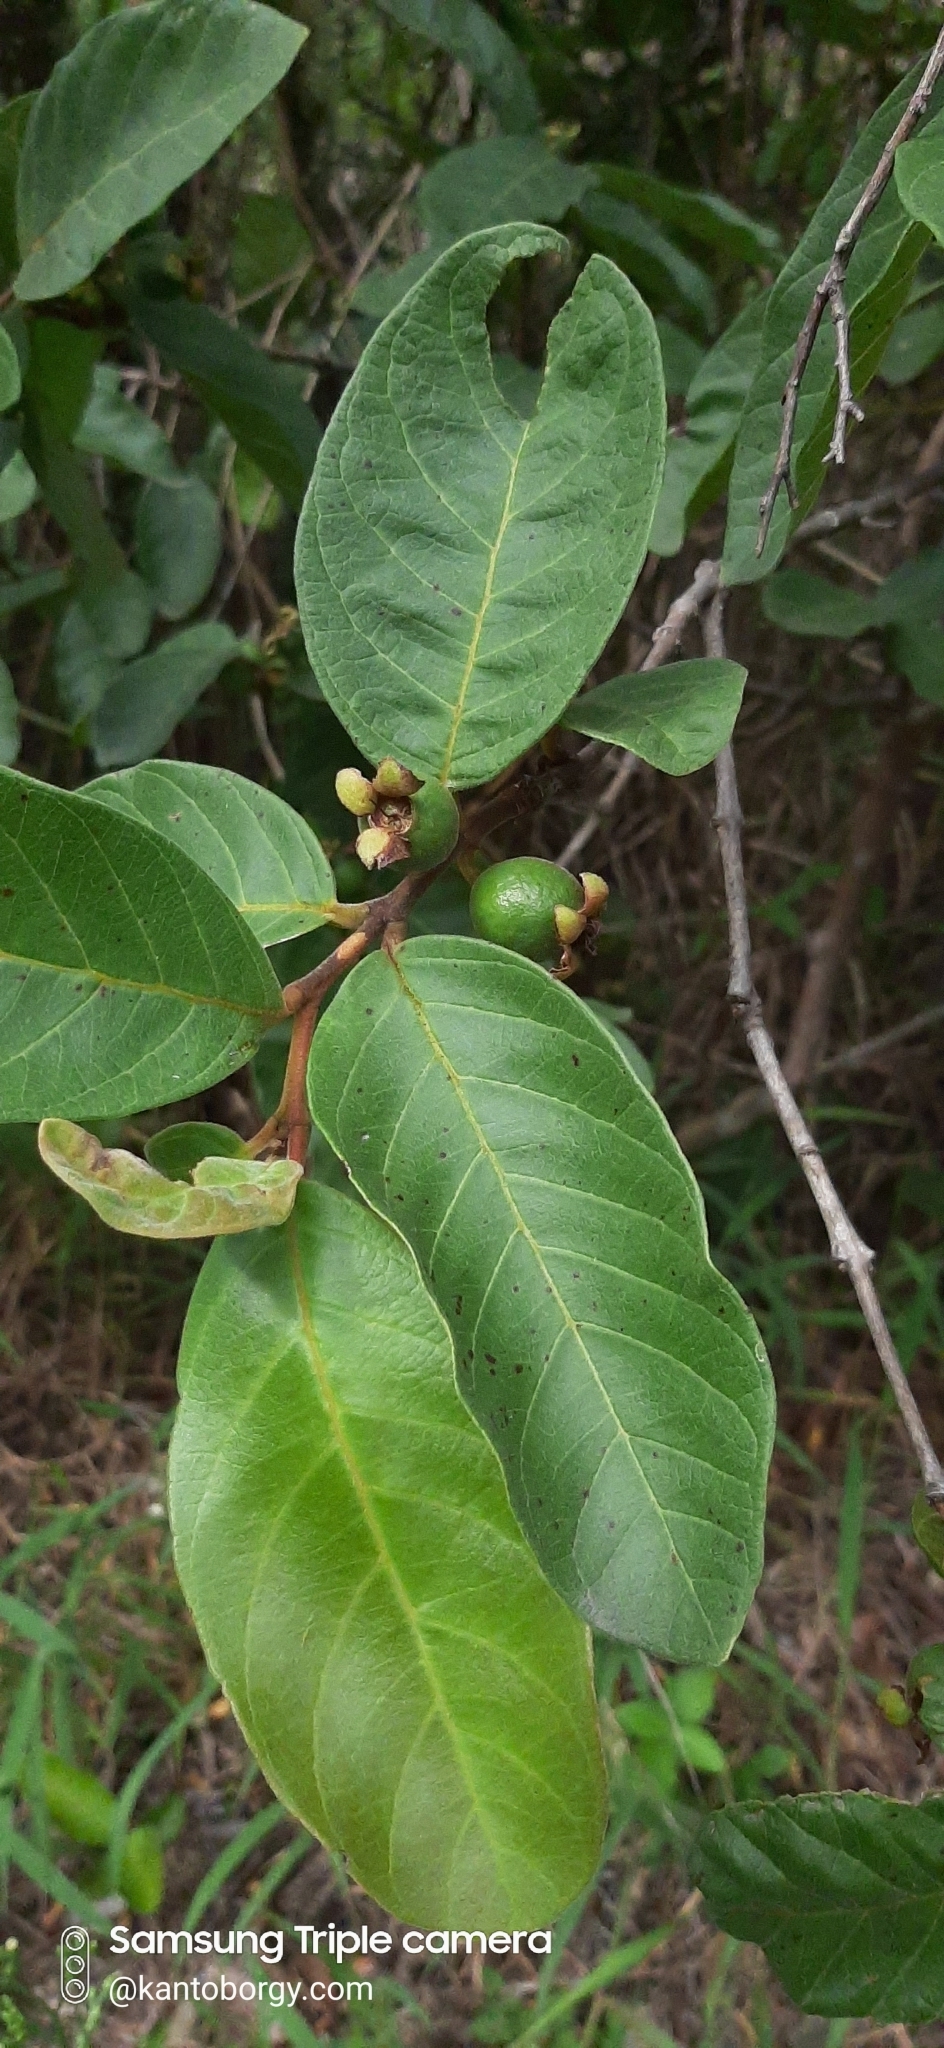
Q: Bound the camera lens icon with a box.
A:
[60,1927,90,2003]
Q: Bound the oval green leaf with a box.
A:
[39,1119,301,1238]
[694,1792,944,2021]
[169,1180,605,1927]
[131,295,320,512]
[134,475,222,620]
[308,937,774,1662]
[14,0,307,302]
[296,225,665,788]
[562,658,747,776]
[84,759,336,946]
[89,621,242,768]
[0,766,282,1122]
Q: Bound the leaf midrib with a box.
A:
[388,949,714,1640]
[286,1216,509,1886]
[438,418,528,782]
[0,947,280,1021]
[22,13,261,269]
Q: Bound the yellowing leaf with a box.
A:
[38,1119,301,1238]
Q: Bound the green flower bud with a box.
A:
[373,757,421,799]
[336,768,376,816]
[876,1686,912,1729]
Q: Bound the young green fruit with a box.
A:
[470,858,585,961]
[405,778,460,872]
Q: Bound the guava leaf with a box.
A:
[649,290,768,558]
[694,1792,944,2021]
[375,0,538,135]
[562,658,747,775]
[38,1118,301,1238]
[0,766,282,1121]
[296,225,665,788]
[761,568,876,637]
[89,621,242,768]
[133,475,222,620]
[84,759,335,946]
[308,937,774,1662]
[169,1180,606,1927]
[74,364,180,481]
[723,64,942,585]
[131,295,319,511]
[14,0,307,301]
[895,107,944,247]
[355,138,592,318]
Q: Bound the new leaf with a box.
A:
[170,1182,606,1927]
[296,225,665,788]
[308,937,774,1662]
[0,768,282,1121]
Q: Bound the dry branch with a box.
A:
[756,24,944,553]
[705,592,944,1501]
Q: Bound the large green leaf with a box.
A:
[169,1180,605,1926]
[131,296,319,511]
[89,621,242,767]
[723,65,941,585]
[593,165,781,268]
[694,1793,944,2020]
[14,0,307,302]
[0,767,282,1122]
[296,226,665,789]
[375,0,539,135]
[576,188,717,333]
[39,1118,302,1239]
[355,138,592,319]
[895,107,944,247]
[562,658,747,776]
[649,290,767,558]
[308,937,774,1662]
[84,760,336,946]
[133,475,222,621]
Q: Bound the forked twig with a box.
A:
[756,23,944,554]
[705,593,944,1501]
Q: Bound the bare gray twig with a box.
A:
[756,23,944,554]
[705,591,944,1501]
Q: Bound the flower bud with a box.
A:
[336,768,376,816]
[876,1686,912,1729]
[355,826,393,870]
[580,872,609,920]
[373,757,421,799]
[554,904,587,945]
